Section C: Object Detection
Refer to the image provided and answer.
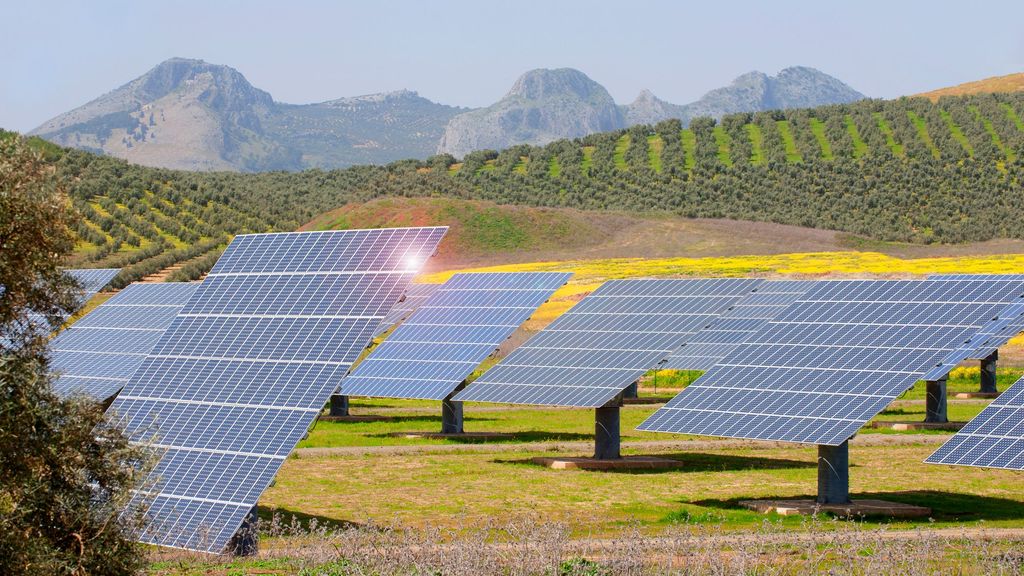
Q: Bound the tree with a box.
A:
[0,135,150,576]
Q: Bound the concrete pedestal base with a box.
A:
[871,420,966,431]
[529,455,683,470]
[740,499,931,518]
[386,431,513,440]
[954,392,1000,399]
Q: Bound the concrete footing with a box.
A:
[871,420,966,431]
[386,431,513,440]
[954,392,1000,399]
[739,499,931,518]
[530,455,684,470]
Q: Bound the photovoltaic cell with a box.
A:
[454,278,764,408]
[639,279,1024,446]
[927,374,1024,470]
[929,274,1024,358]
[107,227,447,553]
[68,268,121,297]
[342,272,571,401]
[372,283,439,337]
[49,282,198,401]
[661,280,818,370]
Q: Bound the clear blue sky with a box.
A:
[3,0,1022,132]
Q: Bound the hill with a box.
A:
[30,58,465,171]
[299,197,866,270]
[917,73,1024,101]
[437,66,864,157]
[5,89,1024,284]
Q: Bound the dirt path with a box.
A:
[293,433,948,458]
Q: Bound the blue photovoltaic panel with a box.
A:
[343,272,571,401]
[661,280,818,370]
[372,283,440,337]
[68,268,120,297]
[639,279,1024,446]
[929,274,1024,358]
[107,227,447,553]
[49,282,198,401]
[454,278,765,408]
[2,268,120,348]
[927,374,1024,470]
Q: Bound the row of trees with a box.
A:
[7,91,1023,282]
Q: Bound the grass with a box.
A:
[580,146,595,175]
[711,126,732,167]
[873,113,905,158]
[613,135,629,170]
[680,129,696,170]
[548,156,561,178]
[775,120,802,163]
[907,111,941,159]
[809,118,834,160]
[941,110,974,157]
[1004,103,1024,132]
[646,134,663,173]
[745,124,764,165]
[971,105,1016,163]
[845,115,869,158]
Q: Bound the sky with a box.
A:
[2,0,1022,132]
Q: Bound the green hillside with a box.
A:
[3,91,1024,283]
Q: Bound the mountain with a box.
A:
[436,68,624,158]
[440,66,864,157]
[915,72,1024,101]
[32,59,864,170]
[266,90,465,169]
[30,58,464,171]
[622,89,688,126]
[631,67,865,126]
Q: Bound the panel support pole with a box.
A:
[228,505,259,556]
[924,377,948,423]
[441,391,464,434]
[622,381,639,399]
[980,350,999,394]
[329,394,349,417]
[594,395,622,460]
[816,442,850,505]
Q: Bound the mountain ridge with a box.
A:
[32,58,864,171]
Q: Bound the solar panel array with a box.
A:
[49,282,198,401]
[454,278,764,408]
[661,280,818,371]
[108,227,447,553]
[639,279,1024,446]
[929,274,1024,358]
[343,272,571,401]
[927,374,1024,470]
[68,268,121,297]
[372,283,439,337]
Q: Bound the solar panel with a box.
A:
[107,227,447,553]
[639,279,1024,446]
[929,274,1024,358]
[1,268,120,348]
[372,283,439,337]
[454,278,765,408]
[342,272,571,401]
[49,282,198,401]
[927,373,1024,470]
[68,268,121,297]
[661,280,818,370]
